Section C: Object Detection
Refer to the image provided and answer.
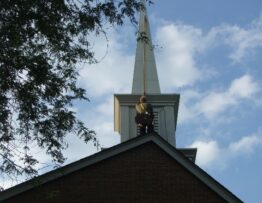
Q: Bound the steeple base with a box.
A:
[114,94,180,147]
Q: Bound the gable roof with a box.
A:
[0,133,242,202]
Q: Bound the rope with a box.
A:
[143,14,147,96]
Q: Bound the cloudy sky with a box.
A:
[2,0,261,202]
[72,1,262,202]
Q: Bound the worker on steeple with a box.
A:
[135,95,154,135]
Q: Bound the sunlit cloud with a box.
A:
[229,135,262,154]
[189,131,262,168]
[196,75,259,119]
[155,23,202,90]
[189,140,220,166]
[205,14,262,63]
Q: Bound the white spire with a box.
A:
[131,1,161,94]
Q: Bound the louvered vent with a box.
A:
[136,111,159,136]
[136,125,140,136]
[153,111,159,134]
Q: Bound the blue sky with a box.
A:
[1,1,262,202]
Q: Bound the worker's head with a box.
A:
[140,95,147,103]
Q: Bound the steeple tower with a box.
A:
[114,1,180,147]
[132,1,160,94]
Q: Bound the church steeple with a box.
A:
[114,2,180,147]
[132,0,160,94]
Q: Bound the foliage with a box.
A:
[0,0,144,185]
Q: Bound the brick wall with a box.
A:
[3,142,226,203]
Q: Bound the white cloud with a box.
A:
[196,92,235,118]
[189,132,262,169]
[189,140,220,167]
[177,89,201,123]
[79,29,134,98]
[205,14,262,63]
[155,23,202,89]
[196,74,259,119]
[96,96,114,117]
[229,135,262,154]
[178,75,259,123]
[229,75,259,98]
